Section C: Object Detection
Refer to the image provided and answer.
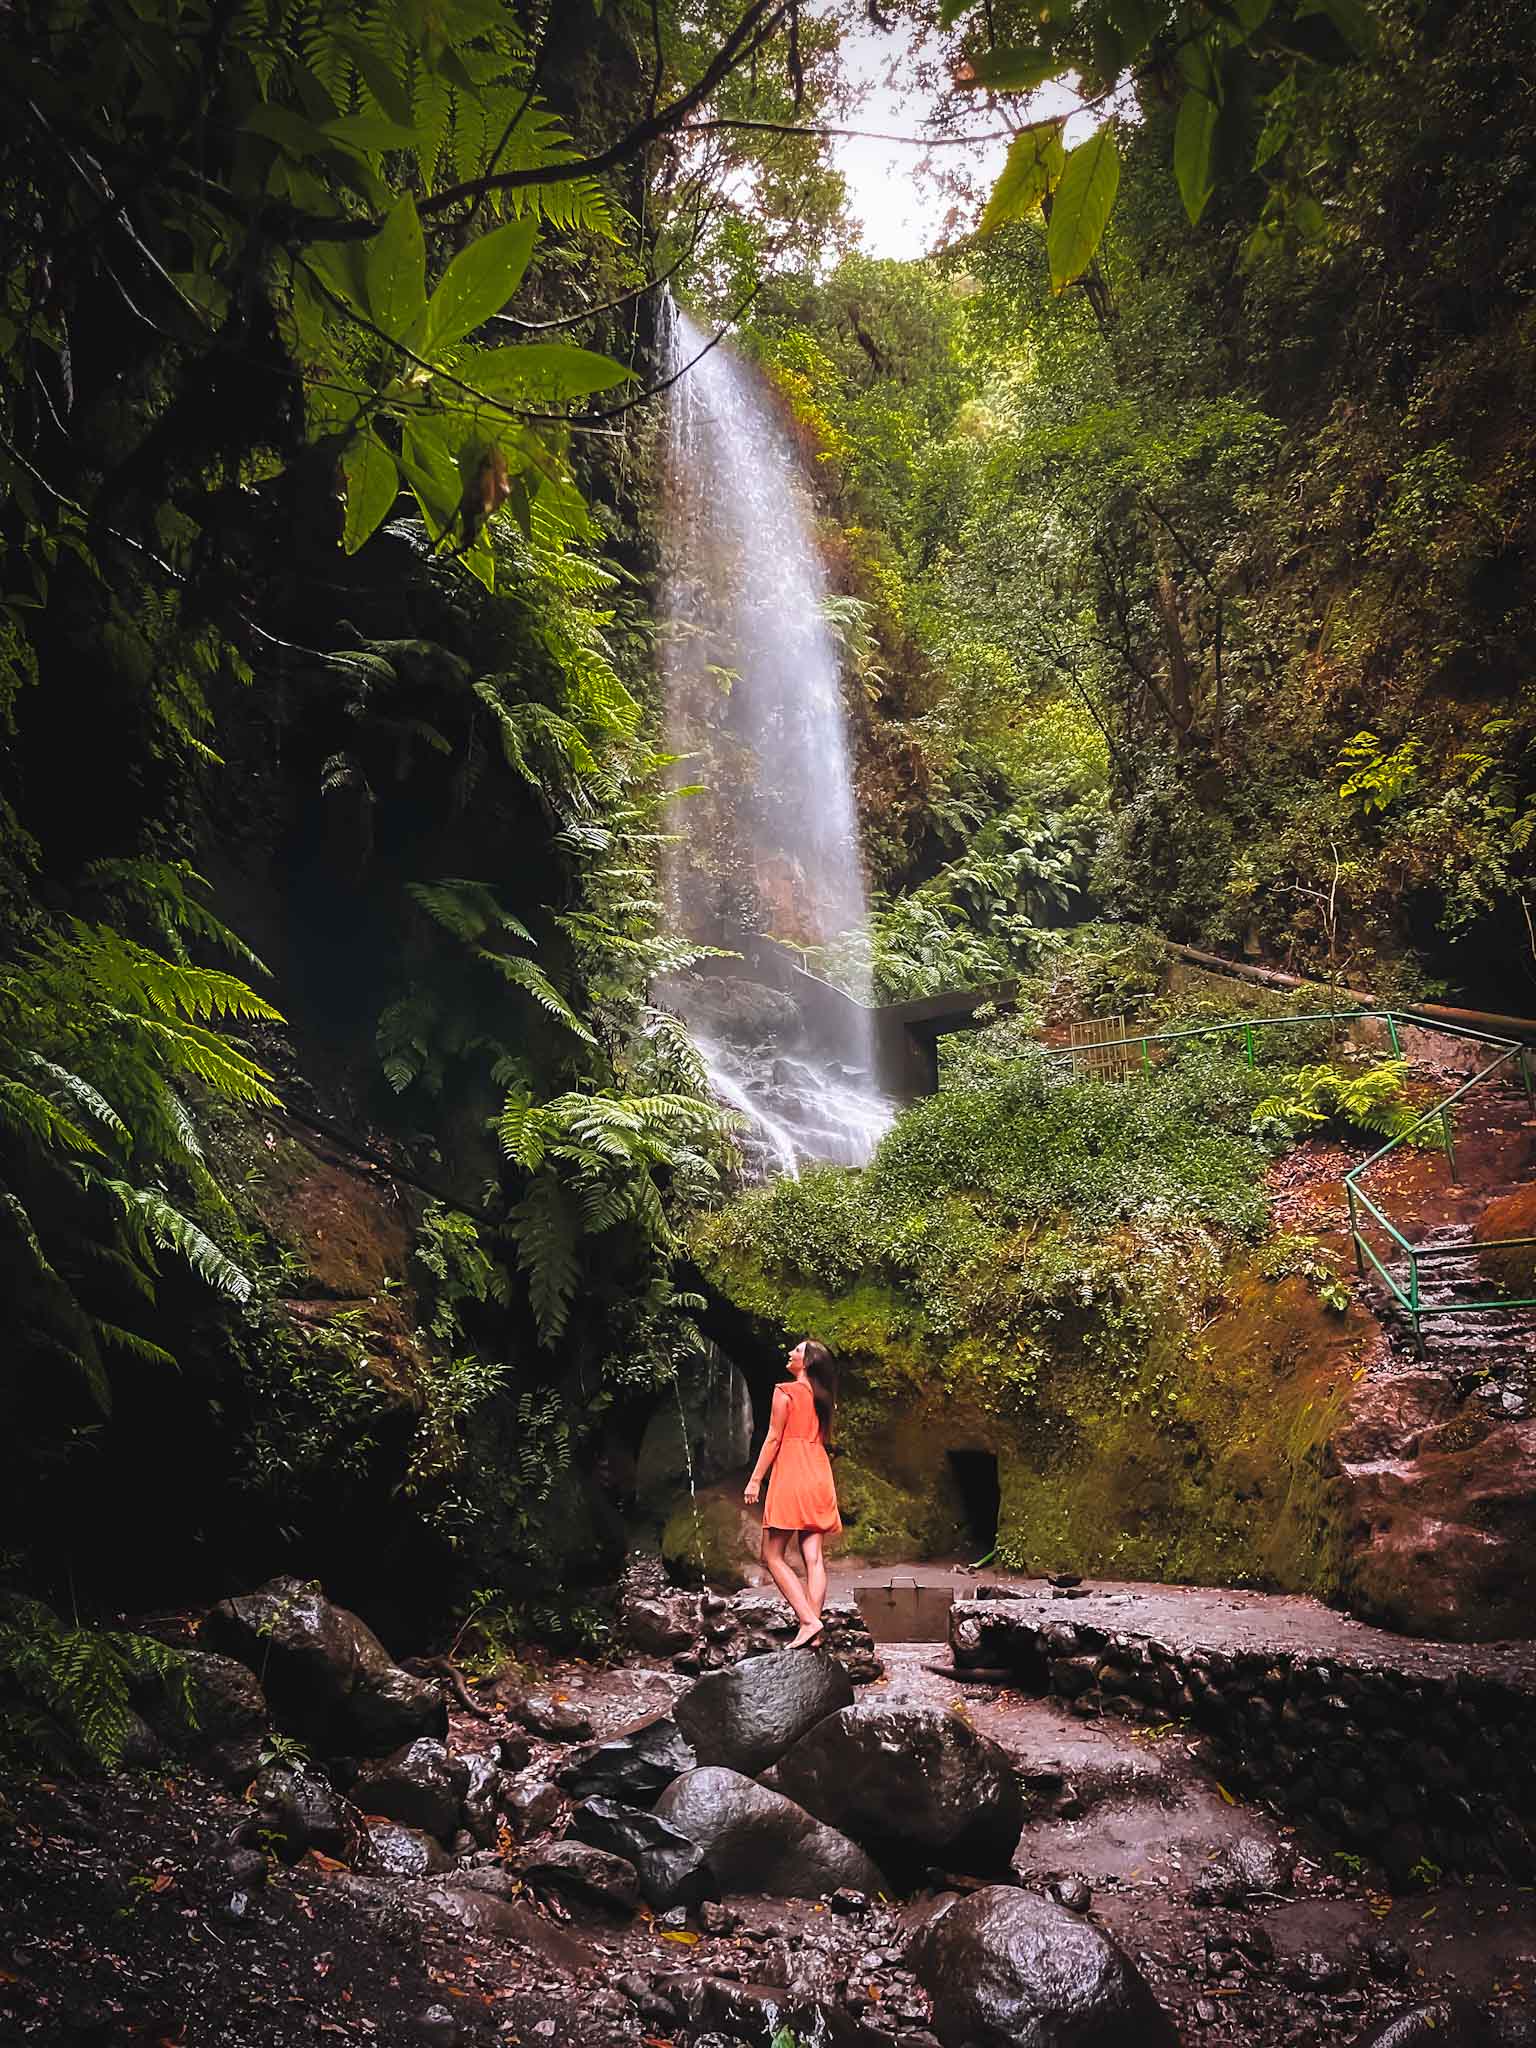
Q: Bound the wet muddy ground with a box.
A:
[5,1609,1533,2047]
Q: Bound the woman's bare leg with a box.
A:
[761,1529,817,1630]
[801,1531,827,1618]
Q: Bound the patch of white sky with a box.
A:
[824,12,1095,262]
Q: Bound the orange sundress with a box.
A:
[763,1379,841,1536]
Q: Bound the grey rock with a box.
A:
[519,1840,640,1913]
[636,1344,754,1508]
[520,1693,593,1741]
[674,1647,853,1777]
[249,1763,366,1865]
[203,1577,444,1756]
[655,1767,887,1900]
[504,1778,562,1838]
[654,1973,865,2045]
[352,1739,469,1842]
[915,1888,1177,2048]
[1192,1834,1297,1905]
[460,1750,509,1847]
[773,1703,1024,1877]
[362,1817,453,1879]
[557,1715,696,1805]
[699,1901,741,1935]
[622,1597,696,1655]
[145,1649,267,1755]
[1350,1999,1492,2047]
[498,1732,534,1771]
[1049,1876,1092,1914]
[570,1795,710,1908]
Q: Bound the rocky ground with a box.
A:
[3,1574,1534,2048]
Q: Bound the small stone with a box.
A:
[698,1900,740,1934]
[656,1905,690,1932]
[1195,1998,1220,2025]
[504,1778,562,1838]
[1049,1876,1092,1913]
[520,1694,593,1742]
[1365,1934,1410,1980]
[1286,1949,1351,1992]
[219,1890,254,1923]
[498,1732,534,1771]
[830,1887,871,1915]
[413,2005,462,2048]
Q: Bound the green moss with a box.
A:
[835,1456,965,1562]
[703,1218,1364,1599]
[993,1264,1358,1593]
[661,1492,757,1590]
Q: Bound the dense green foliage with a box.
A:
[0,0,846,1621]
[4,0,1533,1657]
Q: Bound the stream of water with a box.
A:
[657,300,894,1175]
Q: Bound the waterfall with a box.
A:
[657,301,894,1175]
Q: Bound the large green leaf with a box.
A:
[1174,89,1219,224]
[342,431,400,552]
[1046,125,1121,289]
[1299,0,1376,53]
[399,419,462,546]
[958,43,1061,93]
[364,192,425,339]
[426,216,540,351]
[455,342,635,401]
[980,126,1066,234]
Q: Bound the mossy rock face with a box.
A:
[1474,1181,1536,1293]
[661,1485,764,1590]
[835,1456,965,1563]
[698,1236,1366,1599]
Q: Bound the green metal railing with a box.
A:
[1056,1008,1536,1357]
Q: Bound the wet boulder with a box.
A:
[460,1751,512,1847]
[773,1703,1024,1877]
[351,1739,469,1843]
[635,1344,754,1511]
[203,1577,444,1756]
[518,1841,641,1914]
[248,1763,367,1865]
[569,1796,710,1908]
[915,1887,1177,2048]
[1350,1999,1498,2047]
[362,1818,453,1879]
[519,1693,593,1742]
[557,1716,696,1805]
[655,1767,886,1900]
[654,1974,866,2045]
[673,1647,852,1777]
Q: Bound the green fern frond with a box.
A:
[93,1321,179,1369]
[510,1176,580,1345]
[94,1179,253,1304]
[477,952,596,1044]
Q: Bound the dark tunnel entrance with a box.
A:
[948,1450,1000,1554]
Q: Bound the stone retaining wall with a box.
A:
[950,1599,1536,1888]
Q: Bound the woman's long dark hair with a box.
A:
[802,1339,837,1445]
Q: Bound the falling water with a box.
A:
[657,300,894,1174]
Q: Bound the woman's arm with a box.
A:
[743,1388,790,1505]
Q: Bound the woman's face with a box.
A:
[788,1342,806,1374]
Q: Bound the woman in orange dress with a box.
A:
[743,1339,841,1649]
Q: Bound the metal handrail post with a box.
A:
[1346,1182,1364,1274]
[1440,1105,1457,1180]
[1386,1013,1401,1057]
[1243,1022,1255,1067]
[1522,1045,1535,1108]
[1410,1252,1424,1357]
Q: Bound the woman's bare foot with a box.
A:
[790,1621,824,1649]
